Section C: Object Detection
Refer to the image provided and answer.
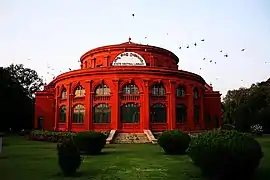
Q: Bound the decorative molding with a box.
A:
[169,80,176,84]
[112,78,120,83]
[85,80,92,83]
[128,78,133,84]
[100,79,104,84]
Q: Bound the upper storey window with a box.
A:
[74,85,85,97]
[95,84,110,96]
[176,86,185,98]
[193,88,199,99]
[151,83,166,96]
[122,84,139,95]
[61,88,67,99]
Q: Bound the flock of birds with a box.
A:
[27,12,269,85]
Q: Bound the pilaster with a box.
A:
[143,79,150,129]
[66,83,72,131]
[85,80,93,130]
[200,90,205,129]
[187,84,194,130]
[169,80,176,129]
[54,96,59,130]
[112,78,120,130]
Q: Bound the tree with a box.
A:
[222,78,270,132]
[0,64,44,132]
[4,64,44,98]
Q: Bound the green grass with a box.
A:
[1,136,270,180]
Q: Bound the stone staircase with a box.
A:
[113,133,151,144]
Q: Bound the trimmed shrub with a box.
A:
[57,139,82,176]
[26,130,109,143]
[188,129,263,179]
[157,130,191,154]
[73,131,107,155]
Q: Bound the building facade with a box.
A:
[35,41,222,133]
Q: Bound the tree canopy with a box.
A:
[0,64,44,132]
[222,78,270,132]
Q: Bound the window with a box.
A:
[122,84,139,95]
[151,83,166,96]
[150,103,166,123]
[176,104,187,123]
[194,105,200,124]
[205,114,211,128]
[95,84,110,96]
[59,106,66,123]
[194,88,199,99]
[93,104,111,123]
[72,104,85,123]
[121,103,140,123]
[61,88,67,99]
[74,85,85,97]
[176,86,185,97]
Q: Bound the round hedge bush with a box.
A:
[158,130,191,154]
[73,131,107,155]
[57,139,82,176]
[188,129,263,179]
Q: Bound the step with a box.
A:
[113,133,150,144]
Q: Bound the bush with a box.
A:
[57,139,82,176]
[221,124,235,130]
[188,129,263,179]
[73,131,107,155]
[157,130,191,154]
[27,130,109,143]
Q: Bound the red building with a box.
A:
[34,41,222,133]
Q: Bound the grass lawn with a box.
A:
[0,136,270,180]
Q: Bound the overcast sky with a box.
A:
[1,0,270,96]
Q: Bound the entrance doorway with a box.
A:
[120,103,140,132]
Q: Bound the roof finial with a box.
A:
[128,36,131,43]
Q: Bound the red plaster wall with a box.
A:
[204,93,222,128]
[34,92,55,130]
[34,41,222,133]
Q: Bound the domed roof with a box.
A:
[80,40,179,63]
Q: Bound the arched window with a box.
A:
[193,88,199,99]
[74,85,85,97]
[151,83,166,96]
[176,104,187,123]
[61,88,67,99]
[121,103,140,123]
[150,103,166,123]
[93,104,111,123]
[59,106,66,123]
[176,86,185,97]
[194,105,200,124]
[72,104,85,123]
[122,84,139,95]
[95,84,110,96]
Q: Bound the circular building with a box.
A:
[35,41,222,133]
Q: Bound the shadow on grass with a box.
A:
[53,171,88,178]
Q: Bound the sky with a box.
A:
[1,0,270,97]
